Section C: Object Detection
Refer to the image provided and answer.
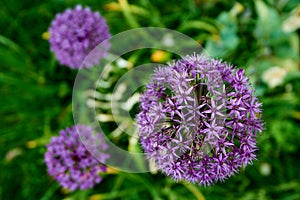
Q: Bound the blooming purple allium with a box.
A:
[44,125,109,191]
[48,5,111,69]
[136,54,263,186]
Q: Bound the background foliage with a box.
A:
[0,0,300,199]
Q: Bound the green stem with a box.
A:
[183,182,206,200]
[40,182,60,200]
[118,0,140,28]
[125,173,162,200]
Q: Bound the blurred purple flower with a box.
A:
[136,54,263,186]
[48,5,111,69]
[44,125,109,191]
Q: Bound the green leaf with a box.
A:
[178,20,218,34]
[205,12,239,57]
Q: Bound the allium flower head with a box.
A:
[44,125,109,191]
[136,54,263,186]
[48,5,111,69]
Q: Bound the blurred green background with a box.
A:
[0,0,300,199]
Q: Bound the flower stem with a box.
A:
[118,0,140,28]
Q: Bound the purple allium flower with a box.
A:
[136,54,263,186]
[48,5,111,69]
[44,125,109,191]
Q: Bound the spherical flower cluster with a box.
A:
[44,125,110,191]
[136,54,263,186]
[48,5,111,69]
